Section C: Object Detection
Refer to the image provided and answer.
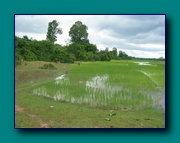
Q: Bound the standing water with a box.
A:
[32,74,164,111]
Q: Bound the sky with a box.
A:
[15,15,165,58]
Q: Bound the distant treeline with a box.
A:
[15,36,164,66]
[129,56,165,61]
[15,36,131,65]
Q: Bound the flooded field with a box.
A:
[32,60,165,111]
[134,62,152,66]
[16,60,165,128]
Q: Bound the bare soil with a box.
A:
[38,120,49,128]
[15,105,25,112]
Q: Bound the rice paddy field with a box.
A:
[15,60,165,128]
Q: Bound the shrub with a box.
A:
[40,64,56,70]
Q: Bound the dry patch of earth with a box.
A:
[28,114,38,118]
[15,105,26,112]
[38,120,49,128]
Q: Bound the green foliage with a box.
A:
[158,56,164,61]
[16,60,165,128]
[67,43,84,59]
[86,52,95,61]
[15,19,131,63]
[99,49,111,61]
[23,35,31,41]
[67,43,89,61]
[67,42,100,61]
[109,47,118,60]
[15,36,76,63]
[23,48,37,61]
[51,44,75,63]
[15,49,23,66]
[46,20,63,44]
[30,40,54,61]
[15,35,131,63]
[84,43,98,53]
[69,21,89,44]
[40,64,56,69]
[119,50,129,60]
[15,36,37,61]
[15,19,165,64]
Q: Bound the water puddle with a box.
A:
[55,74,66,80]
[32,74,164,111]
[54,74,69,85]
[86,74,109,90]
[32,86,51,98]
[143,90,165,111]
[134,62,151,66]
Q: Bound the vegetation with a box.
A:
[15,19,165,128]
[15,60,165,128]
[15,20,135,66]
[46,20,63,44]
[15,35,128,65]
[40,64,56,69]
[69,20,89,44]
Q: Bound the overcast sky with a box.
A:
[15,15,165,58]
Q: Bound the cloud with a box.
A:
[15,15,48,34]
[15,15,165,58]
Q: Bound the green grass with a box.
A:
[16,89,164,128]
[15,60,165,128]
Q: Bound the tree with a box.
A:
[158,56,164,61]
[69,21,88,44]
[15,48,23,66]
[98,49,111,61]
[46,20,62,44]
[112,47,118,58]
[118,50,129,60]
[67,43,87,60]
[84,43,98,53]
[23,35,31,41]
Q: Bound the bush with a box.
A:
[40,64,56,70]
[23,48,37,61]
[15,52,23,66]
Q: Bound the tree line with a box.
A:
[15,20,131,66]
